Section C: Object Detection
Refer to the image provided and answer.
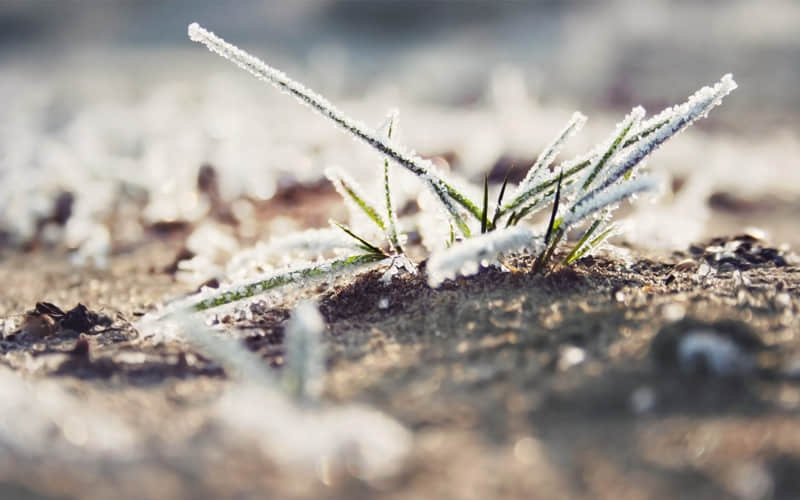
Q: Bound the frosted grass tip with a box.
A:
[188,22,205,42]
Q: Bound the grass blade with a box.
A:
[331,221,386,256]
[381,111,403,254]
[582,75,737,200]
[582,107,644,190]
[562,218,602,265]
[427,226,540,287]
[189,253,387,311]
[326,168,386,231]
[491,165,513,227]
[480,175,489,234]
[188,23,479,235]
[544,170,563,245]
[566,225,616,264]
[497,156,592,222]
[512,112,586,198]
[561,175,658,231]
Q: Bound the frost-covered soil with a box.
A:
[3,37,800,499]
[1,231,799,499]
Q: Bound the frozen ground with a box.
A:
[1,2,800,499]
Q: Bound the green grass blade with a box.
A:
[534,227,563,273]
[447,222,456,248]
[188,23,477,236]
[492,165,513,227]
[582,108,643,190]
[622,119,668,149]
[331,221,386,256]
[497,157,592,221]
[382,113,403,254]
[326,168,386,231]
[444,184,482,223]
[190,253,386,311]
[544,170,563,245]
[514,111,586,197]
[562,218,602,265]
[566,225,615,264]
[480,174,489,234]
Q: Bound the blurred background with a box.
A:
[2,0,799,263]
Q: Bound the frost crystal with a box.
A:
[513,111,587,198]
[591,74,737,195]
[426,226,541,287]
[561,176,660,232]
[325,166,385,231]
[578,106,645,191]
[223,228,363,279]
[380,254,417,284]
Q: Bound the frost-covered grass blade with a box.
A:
[564,223,616,265]
[381,111,403,254]
[186,23,737,287]
[188,22,480,236]
[581,107,644,190]
[325,167,386,232]
[427,226,542,287]
[330,221,386,256]
[480,175,489,234]
[189,253,386,311]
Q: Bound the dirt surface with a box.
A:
[1,228,799,499]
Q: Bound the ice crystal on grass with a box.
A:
[426,226,541,287]
[191,253,388,312]
[188,22,478,236]
[510,111,587,207]
[187,22,736,291]
[560,176,660,232]
[146,253,388,324]
[585,75,738,198]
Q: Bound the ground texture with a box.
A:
[1,223,799,499]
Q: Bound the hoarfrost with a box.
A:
[513,111,587,198]
[561,176,661,232]
[380,254,417,284]
[188,22,472,234]
[592,74,737,195]
[426,226,541,287]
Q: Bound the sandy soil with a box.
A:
[1,216,799,500]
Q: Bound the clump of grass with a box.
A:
[184,22,736,307]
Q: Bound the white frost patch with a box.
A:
[426,226,540,287]
[380,254,417,284]
[561,176,661,232]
